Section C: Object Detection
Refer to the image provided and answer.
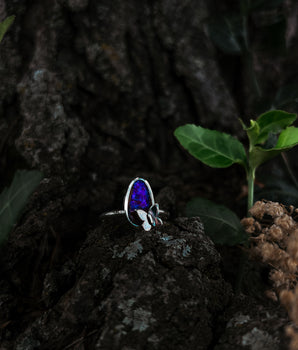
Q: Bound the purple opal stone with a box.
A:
[128,179,152,224]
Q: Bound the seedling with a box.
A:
[174,110,298,245]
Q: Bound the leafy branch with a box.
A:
[174,110,298,245]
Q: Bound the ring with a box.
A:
[101,177,164,231]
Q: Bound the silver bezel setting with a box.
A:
[124,177,155,227]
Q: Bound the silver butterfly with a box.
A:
[135,203,163,231]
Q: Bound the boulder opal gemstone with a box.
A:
[125,178,154,225]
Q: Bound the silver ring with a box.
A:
[101,177,164,231]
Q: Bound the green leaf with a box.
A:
[174,124,247,168]
[242,119,260,149]
[276,126,298,148]
[250,126,298,169]
[250,147,282,169]
[255,110,296,145]
[0,15,15,43]
[186,197,248,246]
[0,170,43,245]
[208,15,244,54]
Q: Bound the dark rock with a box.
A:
[12,217,232,350]
[214,294,289,350]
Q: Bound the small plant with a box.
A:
[0,15,15,43]
[174,110,298,245]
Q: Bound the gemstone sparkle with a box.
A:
[127,179,153,224]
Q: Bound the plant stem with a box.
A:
[247,167,255,212]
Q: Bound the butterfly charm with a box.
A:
[135,203,163,231]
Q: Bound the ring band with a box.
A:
[101,177,165,231]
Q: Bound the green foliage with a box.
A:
[186,198,248,246]
[174,109,298,245]
[174,125,247,168]
[249,120,298,169]
[0,16,15,43]
[0,170,43,245]
[175,110,298,175]
[248,110,296,146]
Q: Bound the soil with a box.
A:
[0,0,297,349]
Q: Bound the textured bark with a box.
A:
[1,0,241,177]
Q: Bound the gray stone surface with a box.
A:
[12,216,232,349]
[215,294,289,350]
